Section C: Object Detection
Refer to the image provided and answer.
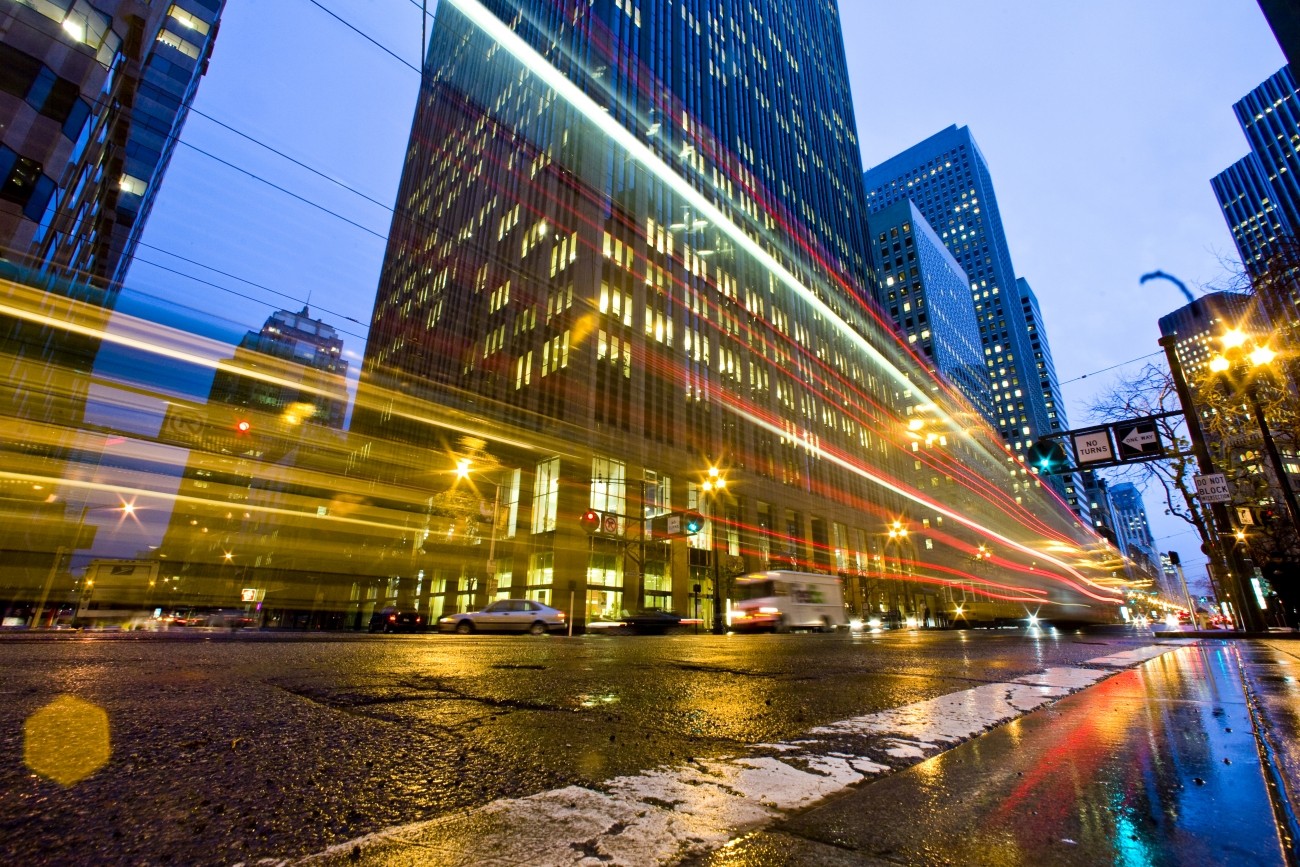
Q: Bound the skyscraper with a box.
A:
[1017,277,1084,517]
[1108,482,1162,583]
[1257,0,1300,71]
[210,307,350,430]
[862,126,1066,470]
[354,0,1118,628]
[1212,66,1300,275]
[1212,154,1289,276]
[864,199,989,418]
[1,0,225,290]
[0,0,223,619]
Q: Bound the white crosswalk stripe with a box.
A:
[294,643,1189,866]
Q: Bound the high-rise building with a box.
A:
[155,307,360,623]
[353,0,1118,628]
[1213,67,1300,277]
[1016,277,1083,515]
[864,200,989,419]
[1108,482,1161,583]
[0,1,223,620]
[1257,0,1300,71]
[1212,153,1290,276]
[862,126,1055,456]
[1158,291,1258,388]
[1,0,224,291]
[210,307,350,430]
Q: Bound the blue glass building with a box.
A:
[865,199,989,419]
[0,0,224,292]
[862,126,1063,462]
[1212,66,1300,275]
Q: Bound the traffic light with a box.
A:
[683,511,705,534]
[580,509,601,533]
[1026,440,1068,475]
[234,419,252,435]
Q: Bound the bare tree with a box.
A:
[1086,363,1218,565]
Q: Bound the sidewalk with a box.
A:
[704,641,1293,866]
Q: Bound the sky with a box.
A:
[123,0,1288,584]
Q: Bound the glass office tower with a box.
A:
[353,0,1120,629]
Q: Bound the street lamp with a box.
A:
[701,466,728,635]
[884,519,912,625]
[1209,330,1300,530]
[1158,332,1265,633]
[454,458,504,601]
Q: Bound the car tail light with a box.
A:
[388,615,396,621]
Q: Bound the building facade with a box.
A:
[862,125,1056,457]
[1108,482,1161,583]
[1,0,224,291]
[864,199,989,419]
[1257,0,1300,71]
[1213,67,1300,276]
[351,0,1119,629]
[0,1,222,620]
[210,307,350,430]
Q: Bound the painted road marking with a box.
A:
[293,644,1186,866]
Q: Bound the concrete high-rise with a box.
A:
[210,307,350,431]
[353,0,1119,628]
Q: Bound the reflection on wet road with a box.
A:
[0,628,1219,865]
[719,641,1287,867]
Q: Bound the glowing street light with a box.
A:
[700,466,730,634]
[1209,328,1300,533]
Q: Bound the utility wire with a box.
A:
[1059,351,1163,386]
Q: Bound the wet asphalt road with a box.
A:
[0,627,1164,865]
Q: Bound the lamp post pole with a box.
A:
[1243,380,1300,529]
[1158,335,1264,632]
[702,466,728,635]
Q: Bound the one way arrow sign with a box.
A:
[1114,422,1162,461]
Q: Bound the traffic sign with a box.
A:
[1072,428,1114,465]
[1195,473,1231,503]
[1115,422,1161,461]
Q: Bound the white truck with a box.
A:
[728,570,847,632]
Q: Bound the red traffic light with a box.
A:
[580,509,601,533]
[234,420,252,434]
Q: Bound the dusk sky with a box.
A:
[124,0,1288,583]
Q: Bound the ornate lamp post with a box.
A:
[1209,332,1300,530]
[1158,332,1265,633]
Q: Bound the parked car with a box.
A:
[588,608,691,635]
[368,607,426,634]
[438,599,565,635]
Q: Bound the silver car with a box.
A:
[438,599,566,635]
